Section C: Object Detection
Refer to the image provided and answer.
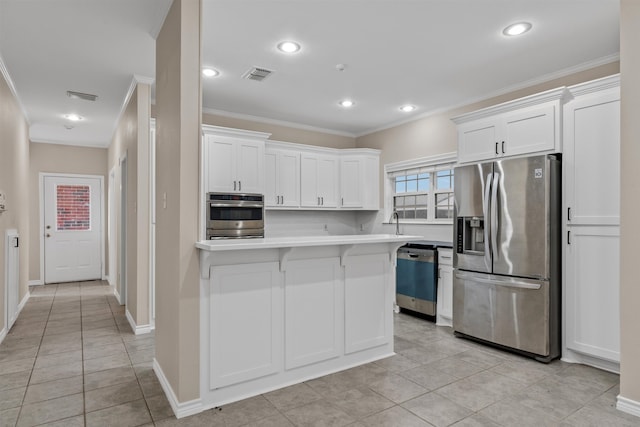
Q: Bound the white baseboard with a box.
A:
[17,291,29,315]
[0,327,6,346]
[113,287,122,305]
[28,279,43,286]
[153,358,202,419]
[561,348,620,374]
[617,395,640,418]
[125,309,153,335]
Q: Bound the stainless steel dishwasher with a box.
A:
[396,244,437,317]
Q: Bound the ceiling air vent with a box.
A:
[242,66,273,82]
[67,90,98,102]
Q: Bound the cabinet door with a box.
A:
[340,157,362,208]
[300,154,320,207]
[317,156,339,208]
[437,249,453,324]
[264,151,278,206]
[206,136,236,193]
[565,226,620,362]
[502,103,557,158]
[236,140,264,194]
[278,150,300,207]
[344,254,390,354]
[457,118,500,163]
[284,258,342,370]
[209,262,282,388]
[564,90,620,226]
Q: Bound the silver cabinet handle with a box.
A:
[321,197,324,205]
[495,142,499,155]
[281,195,284,204]
[501,141,505,154]
[233,181,237,191]
[455,271,542,290]
[317,197,320,205]
[239,181,241,191]
[341,197,344,206]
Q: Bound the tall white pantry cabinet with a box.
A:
[563,75,620,372]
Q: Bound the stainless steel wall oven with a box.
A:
[206,193,264,239]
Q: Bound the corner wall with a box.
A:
[618,0,640,413]
[154,0,202,405]
[107,82,152,331]
[0,65,30,338]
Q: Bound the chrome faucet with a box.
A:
[391,210,400,235]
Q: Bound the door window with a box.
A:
[56,185,91,231]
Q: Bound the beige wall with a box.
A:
[155,0,201,402]
[107,83,152,328]
[0,70,30,334]
[201,112,356,149]
[356,62,620,207]
[619,0,640,406]
[28,143,108,283]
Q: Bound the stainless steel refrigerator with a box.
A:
[453,154,560,362]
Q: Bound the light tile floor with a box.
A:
[0,281,638,426]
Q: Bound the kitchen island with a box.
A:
[196,234,420,412]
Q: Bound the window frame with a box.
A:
[384,152,457,225]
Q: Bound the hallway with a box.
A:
[0,281,169,426]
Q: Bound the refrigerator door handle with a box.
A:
[455,271,542,290]
[483,172,493,270]
[490,172,500,263]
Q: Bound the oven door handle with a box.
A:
[209,202,264,208]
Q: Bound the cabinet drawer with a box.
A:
[438,249,453,266]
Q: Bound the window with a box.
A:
[385,153,456,224]
[56,185,91,231]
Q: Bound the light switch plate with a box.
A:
[0,191,6,212]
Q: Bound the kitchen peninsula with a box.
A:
[195,234,420,412]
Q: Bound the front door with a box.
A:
[44,175,102,284]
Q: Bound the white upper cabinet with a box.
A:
[453,87,568,164]
[564,79,620,226]
[265,145,300,208]
[202,125,270,194]
[340,152,380,210]
[301,152,339,208]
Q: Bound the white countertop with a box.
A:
[196,234,423,252]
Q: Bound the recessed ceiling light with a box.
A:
[64,114,83,122]
[202,68,219,77]
[339,100,355,108]
[400,105,416,112]
[503,22,532,36]
[277,41,301,53]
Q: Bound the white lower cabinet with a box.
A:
[565,226,620,363]
[436,248,453,327]
[209,262,282,389]
[284,258,343,369]
[345,254,390,354]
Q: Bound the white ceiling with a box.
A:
[0,0,620,147]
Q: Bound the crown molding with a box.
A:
[359,53,620,137]
[0,52,30,125]
[202,107,356,138]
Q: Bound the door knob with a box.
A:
[46,233,51,238]
[46,225,51,229]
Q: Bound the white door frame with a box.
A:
[149,120,156,328]
[119,153,128,305]
[39,172,105,285]
[108,167,117,288]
